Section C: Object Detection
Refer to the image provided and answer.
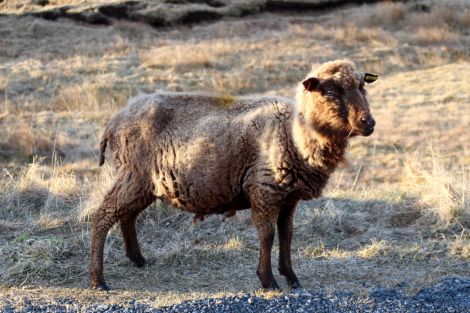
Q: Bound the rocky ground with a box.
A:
[1,277,470,312]
[0,0,388,27]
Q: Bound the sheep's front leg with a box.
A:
[277,201,301,289]
[253,217,279,290]
[250,189,281,290]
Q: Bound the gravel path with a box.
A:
[2,277,469,312]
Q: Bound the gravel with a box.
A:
[2,277,469,312]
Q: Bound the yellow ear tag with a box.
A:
[364,72,378,83]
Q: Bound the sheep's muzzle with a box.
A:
[351,114,375,136]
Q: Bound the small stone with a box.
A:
[95,304,109,311]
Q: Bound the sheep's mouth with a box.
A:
[351,126,374,137]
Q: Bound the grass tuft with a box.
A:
[1,157,80,222]
[402,148,469,226]
[357,240,389,259]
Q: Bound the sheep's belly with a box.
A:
[159,190,250,215]
[153,171,249,214]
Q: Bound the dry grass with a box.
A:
[414,27,458,45]
[141,42,226,71]
[1,158,81,221]
[402,149,469,226]
[1,0,470,309]
[0,122,55,160]
[450,236,470,260]
[410,5,470,30]
[355,2,406,27]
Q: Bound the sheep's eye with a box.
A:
[325,90,337,97]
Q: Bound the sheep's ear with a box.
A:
[302,77,320,92]
[364,72,378,84]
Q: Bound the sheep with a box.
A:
[89,59,378,291]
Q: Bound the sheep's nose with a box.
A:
[360,116,376,128]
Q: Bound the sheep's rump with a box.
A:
[101,92,294,215]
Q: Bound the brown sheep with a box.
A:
[89,59,378,291]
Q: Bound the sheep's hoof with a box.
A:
[93,283,110,291]
[132,257,147,268]
[127,254,147,267]
[263,282,281,291]
[288,280,302,289]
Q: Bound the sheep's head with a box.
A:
[296,59,377,138]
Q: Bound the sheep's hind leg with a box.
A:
[89,194,119,291]
[277,201,301,289]
[89,173,154,291]
[120,193,155,267]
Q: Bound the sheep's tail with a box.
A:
[98,128,110,166]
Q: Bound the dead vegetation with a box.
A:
[0,0,469,309]
[0,0,368,28]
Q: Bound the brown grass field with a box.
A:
[0,0,469,308]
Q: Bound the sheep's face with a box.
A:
[300,69,377,138]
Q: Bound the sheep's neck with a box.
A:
[292,115,348,173]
